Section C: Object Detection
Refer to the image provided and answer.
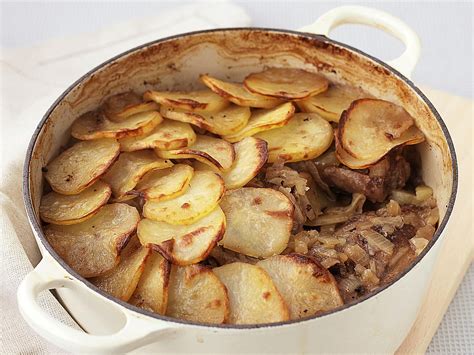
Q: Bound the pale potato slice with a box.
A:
[138,206,225,265]
[257,254,344,319]
[213,262,289,324]
[335,133,382,169]
[40,180,111,225]
[143,170,225,225]
[167,264,229,324]
[102,91,159,122]
[90,236,151,301]
[160,104,250,135]
[135,164,194,201]
[200,74,283,108]
[244,67,328,99]
[219,188,293,258]
[144,89,229,112]
[119,119,196,152]
[156,135,235,172]
[102,150,173,199]
[45,203,140,277]
[44,138,119,195]
[222,137,268,189]
[255,113,333,163]
[71,110,162,140]
[129,251,170,314]
[221,102,295,143]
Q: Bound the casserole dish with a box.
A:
[18,6,457,353]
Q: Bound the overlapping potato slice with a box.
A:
[143,170,225,225]
[334,133,381,169]
[160,104,250,135]
[44,138,119,195]
[221,102,295,143]
[255,112,333,163]
[40,180,111,225]
[213,262,289,324]
[257,254,343,319]
[200,74,283,109]
[71,110,162,140]
[102,150,173,199]
[244,67,328,100]
[219,188,293,258]
[156,135,235,172]
[119,119,196,152]
[167,264,229,324]
[102,91,159,122]
[138,206,225,265]
[90,236,151,301]
[45,203,140,277]
[129,251,170,314]
[144,89,229,112]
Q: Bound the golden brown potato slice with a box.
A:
[219,188,293,258]
[221,102,295,143]
[102,91,159,122]
[156,135,235,172]
[135,164,194,201]
[160,104,250,135]
[167,264,229,324]
[143,170,225,225]
[213,262,289,324]
[71,110,162,140]
[129,251,170,314]
[45,203,140,278]
[255,113,333,163]
[244,67,328,100]
[44,138,120,195]
[257,254,344,319]
[102,150,173,199]
[334,133,381,169]
[144,89,229,112]
[200,74,283,108]
[40,180,111,225]
[138,206,225,265]
[119,119,196,152]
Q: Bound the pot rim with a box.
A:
[22,27,458,330]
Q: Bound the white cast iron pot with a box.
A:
[18,6,457,354]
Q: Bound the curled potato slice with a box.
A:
[40,180,111,225]
[71,110,162,140]
[244,67,328,99]
[257,254,344,319]
[222,102,295,143]
[45,203,140,277]
[102,91,159,122]
[138,206,225,265]
[219,188,293,258]
[213,262,289,324]
[167,264,229,324]
[119,120,196,152]
[135,164,194,201]
[156,135,235,172]
[143,170,225,225]
[144,89,229,112]
[335,134,381,169]
[255,112,333,163]
[44,138,119,195]
[200,74,283,108]
[102,150,173,199]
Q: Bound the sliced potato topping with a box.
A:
[40,180,111,225]
[257,254,343,319]
[144,89,229,112]
[335,134,382,169]
[219,188,293,258]
[102,91,159,122]
[44,138,120,195]
[244,67,328,99]
[167,264,229,324]
[213,262,289,324]
[222,102,295,143]
[45,203,140,278]
[255,112,333,163]
[143,170,225,225]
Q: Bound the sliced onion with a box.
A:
[343,244,370,267]
[409,237,429,256]
[360,229,394,255]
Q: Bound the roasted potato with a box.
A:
[102,91,159,122]
[144,89,229,112]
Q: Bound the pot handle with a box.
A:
[17,259,176,353]
[299,5,421,78]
